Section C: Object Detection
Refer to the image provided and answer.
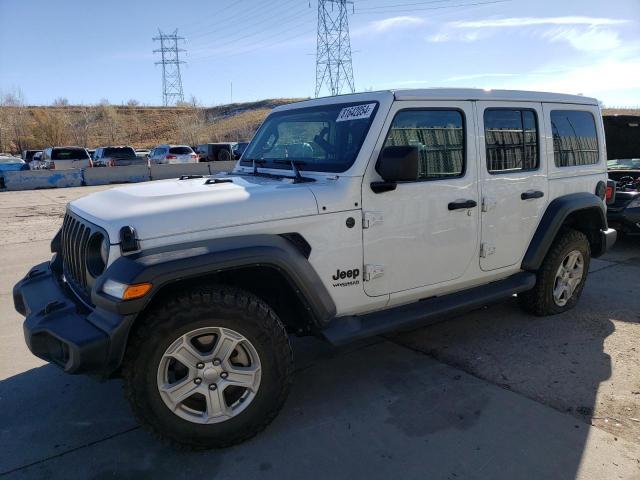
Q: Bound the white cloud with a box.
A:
[450,16,628,29]
[369,16,425,32]
[445,73,519,82]
[541,27,621,52]
[426,15,629,54]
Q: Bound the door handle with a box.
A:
[448,199,477,210]
[521,190,544,200]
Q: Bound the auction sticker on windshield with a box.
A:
[336,103,376,122]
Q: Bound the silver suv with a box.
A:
[148,144,197,165]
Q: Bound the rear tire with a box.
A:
[122,284,293,449]
[518,228,591,316]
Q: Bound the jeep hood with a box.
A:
[69,175,319,242]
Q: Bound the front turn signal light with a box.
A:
[103,279,152,300]
[123,283,153,300]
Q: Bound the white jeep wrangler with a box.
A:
[14,89,616,448]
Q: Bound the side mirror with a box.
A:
[376,146,419,182]
[371,146,419,193]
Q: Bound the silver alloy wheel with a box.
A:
[552,249,585,307]
[157,327,262,424]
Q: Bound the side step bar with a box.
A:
[322,272,536,346]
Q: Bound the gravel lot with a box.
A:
[0,185,638,479]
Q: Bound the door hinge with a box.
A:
[480,243,496,258]
[362,211,383,229]
[481,197,497,213]
[363,264,384,281]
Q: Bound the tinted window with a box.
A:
[382,109,464,179]
[551,110,599,167]
[51,148,89,160]
[103,147,136,158]
[484,109,538,173]
[169,146,193,155]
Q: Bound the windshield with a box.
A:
[104,147,136,158]
[242,102,379,173]
[607,158,640,170]
[52,148,89,160]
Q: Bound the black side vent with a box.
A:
[280,233,312,258]
[179,175,204,180]
[204,178,233,185]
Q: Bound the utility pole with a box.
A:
[315,0,355,97]
[153,29,186,106]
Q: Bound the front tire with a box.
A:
[518,228,591,316]
[122,285,293,449]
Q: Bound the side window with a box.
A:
[382,109,465,180]
[550,110,599,167]
[484,109,538,173]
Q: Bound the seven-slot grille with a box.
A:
[61,212,93,302]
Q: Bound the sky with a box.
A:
[0,0,639,107]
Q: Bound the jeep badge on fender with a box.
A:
[13,89,616,449]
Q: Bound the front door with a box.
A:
[477,102,548,271]
[362,101,479,297]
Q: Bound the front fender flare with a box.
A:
[91,234,337,327]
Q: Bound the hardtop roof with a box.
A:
[273,88,598,112]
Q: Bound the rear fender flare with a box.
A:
[522,192,606,271]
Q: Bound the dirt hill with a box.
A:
[0,98,304,153]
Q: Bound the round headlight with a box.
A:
[87,232,109,277]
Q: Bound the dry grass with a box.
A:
[0,98,305,152]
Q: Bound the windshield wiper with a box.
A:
[251,158,267,174]
[274,159,308,183]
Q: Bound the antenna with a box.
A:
[153,29,186,106]
[315,0,355,97]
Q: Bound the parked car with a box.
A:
[196,142,246,162]
[87,149,96,160]
[21,150,42,163]
[93,146,148,167]
[13,89,616,449]
[29,152,43,170]
[0,155,29,173]
[41,147,92,170]
[149,144,197,165]
[604,115,640,236]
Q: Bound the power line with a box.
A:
[153,29,186,106]
[315,0,355,97]
[352,0,511,15]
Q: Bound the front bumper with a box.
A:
[13,261,135,376]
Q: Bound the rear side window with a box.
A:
[169,147,193,155]
[484,109,538,173]
[52,148,89,160]
[551,110,599,167]
[383,109,465,180]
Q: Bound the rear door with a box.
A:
[361,101,479,297]
[477,102,547,271]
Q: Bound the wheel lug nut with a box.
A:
[213,358,221,366]
[209,384,217,390]
[194,378,202,385]
[196,362,204,369]
[220,372,228,379]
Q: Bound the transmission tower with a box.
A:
[153,29,186,106]
[315,0,355,97]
